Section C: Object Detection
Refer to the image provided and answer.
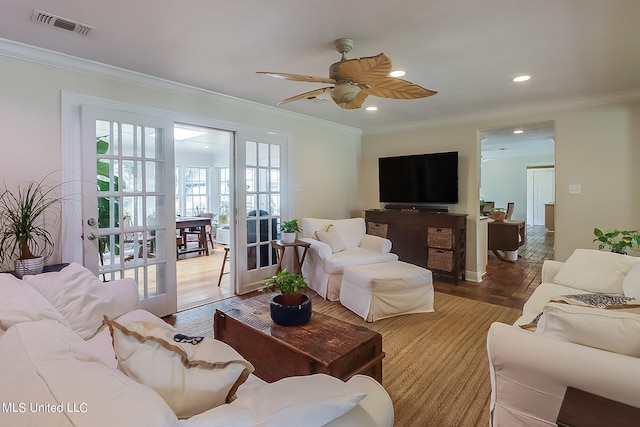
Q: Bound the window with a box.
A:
[175,166,209,216]
[219,167,230,216]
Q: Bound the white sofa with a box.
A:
[487,249,640,426]
[299,217,398,301]
[0,263,394,427]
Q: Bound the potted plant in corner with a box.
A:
[261,268,312,326]
[593,228,640,255]
[0,176,63,277]
[280,219,301,244]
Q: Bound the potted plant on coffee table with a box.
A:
[261,268,312,326]
[0,176,63,277]
[280,219,301,244]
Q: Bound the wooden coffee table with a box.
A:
[213,294,384,383]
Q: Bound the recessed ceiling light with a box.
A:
[513,129,524,134]
[389,70,405,77]
[512,75,531,83]
[366,106,378,111]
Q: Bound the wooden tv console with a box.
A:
[364,210,467,283]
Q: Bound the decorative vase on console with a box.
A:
[490,208,506,222]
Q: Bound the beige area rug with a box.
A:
[178,292,520,427]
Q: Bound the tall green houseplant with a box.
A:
[0,176,63,274]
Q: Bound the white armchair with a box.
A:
[299,218,398,300]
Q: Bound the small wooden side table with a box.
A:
[270,239,311,274]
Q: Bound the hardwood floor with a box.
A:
[176,243,232,312]
[165,225,554,326]
[434,224,554,309]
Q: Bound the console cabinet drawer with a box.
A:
[367,222,388,238]
[427,248,454,272]
[428,227,453,249]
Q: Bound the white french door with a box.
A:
[527,167,555,226]
[80,106,177,316]
[234,131,289,293]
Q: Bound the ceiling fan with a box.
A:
[257,38,437,109]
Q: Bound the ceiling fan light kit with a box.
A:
[331,83,362,106]
[257,38,437,110]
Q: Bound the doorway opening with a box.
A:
[480,120,556,265]
[174,123,234,311]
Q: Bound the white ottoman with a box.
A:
[340,261,434,322]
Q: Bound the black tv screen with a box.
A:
[378,151,459,204]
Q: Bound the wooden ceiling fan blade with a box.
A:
[333,53,392,83]
[278,87,331,105]
[256,72,335,84]
[368,77,437,99]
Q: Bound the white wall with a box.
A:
[0,45,361,266]
[481,154,555,221]
[362,99,640,271]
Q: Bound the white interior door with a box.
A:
[81,106,177,316]
[234,131,289,293]
[527,167,555,226]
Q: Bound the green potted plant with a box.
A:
[262,268,311,326]
[593,228,640,255]
[280,219,301,243]
[0,176,63,277]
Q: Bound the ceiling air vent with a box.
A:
[31,10,93,36]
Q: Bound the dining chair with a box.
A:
[505,202,515,220]
[482,201,495,215]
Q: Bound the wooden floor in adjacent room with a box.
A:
[166,224,554,326]
[176,244,232,312]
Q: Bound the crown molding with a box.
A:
[363,90,640,136]
[0,38,361,136]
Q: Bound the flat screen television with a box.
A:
[378,151,459,204]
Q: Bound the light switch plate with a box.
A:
[569,184,581,194]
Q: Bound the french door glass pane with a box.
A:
[245,140,281,271]
[94,119,166,299]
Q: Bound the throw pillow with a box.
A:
[623,261,640,299]
[0,273,69,331]
[552,249,638,294]
[315,227,347,253]
[0,320,179,427]
[535,302,640,357]
[23,262,130,339]
[184,374,366,427]
[104,317,254,419]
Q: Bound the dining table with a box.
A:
[176,216,211,256]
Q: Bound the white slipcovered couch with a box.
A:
[487,249,640,426]
[299,217,398,301]
[0,262,394,427]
